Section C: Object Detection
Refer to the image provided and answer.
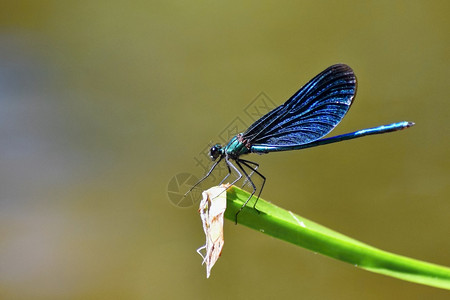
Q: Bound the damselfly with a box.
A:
[187,64,414,222]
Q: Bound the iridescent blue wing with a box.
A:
[242,64,356,146]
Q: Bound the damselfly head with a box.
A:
[209,144,223,161]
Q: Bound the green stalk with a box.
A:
[225,186,450,290]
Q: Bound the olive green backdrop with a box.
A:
[0,1,449,299]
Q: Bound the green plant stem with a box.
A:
[225,186,450,290]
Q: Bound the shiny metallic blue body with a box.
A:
[224,135,250,159]
[250,121,413,153]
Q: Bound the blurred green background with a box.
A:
[0,1,449,299]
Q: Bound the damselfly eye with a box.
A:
[209,144,222,161]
